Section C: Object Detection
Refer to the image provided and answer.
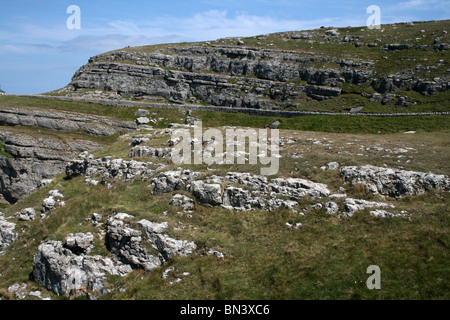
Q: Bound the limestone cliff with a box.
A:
[66,21,449,110]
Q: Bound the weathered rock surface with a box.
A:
[344,198,393,217]
[64,232,95,255]
[192,181,223,206]
[41,190,65,214]
[369,209,408,218]
[170,194,195,211]
[32,238,132,298]
[0,214,17,255]
[0,107,137,136]
[222,186,266,211]
[150,170,198,194]
[65,46,374,108]
[0,132,102,204]
[138,219,197,263]
[66,154,157,183]
[106,213,196,269]
[17,208,36,221]
[129,146,172,159]
[105,214,161,271]
[65,34,449,111]
[32,211,198,298]
[341,165,450,198]
[269,177,330,198]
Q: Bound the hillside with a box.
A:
[54,19,450,114]
[0,20,449,301]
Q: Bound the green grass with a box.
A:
[0,95,138,121]
[0,20,449,300]
[194,108,450,134]
[0,141,14,158]
[0,123,448,300]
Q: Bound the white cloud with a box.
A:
[1,9,349,55]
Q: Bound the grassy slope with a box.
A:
[0,20,449,300]
[98,20,450,114]
[0,119,448,300]
[2,95,450,135]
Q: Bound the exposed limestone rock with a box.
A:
[64,232,95,255]
[105,213,196,270]
[7,283,29,300]
[266,197,298,211]
[17,208,36,221]
[0,214,17,255]
[32,239,132,298]
[136,117,150,125]
[344,198,393,217]
[42,190,65,214]
[369,209,408,218]
[105,214,161,271]
[383,43,413,51]
[324,201,339,214]
[66,45,387,107]
[192,181,223,206]
[0,107,136,136]
[224,172,269,193]
[326,162,340,170]
[150,170,198,194]
[0,132,101,204]
[269,177,330,198]
[66,155,157,183]
[138,219,197,263]
[129,146,172,159]
[222,186,266,211]
[170,194,195,211]
[130,134,154,146]
[341,165,450,198]
[207,248,225,259]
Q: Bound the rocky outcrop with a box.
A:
[341,165,450,198]
[105,213,197,269]
[33,213,197,298]
[371,74,450,96]
[32,238,132,298]
[105,213,161,271]
[192,181,223,206]
[66,45,376,107]
[66,153,158,184]
[66,34,449,110]
[138,219,197,263]
[0,214,17,255]
[128,146,172,159]
[150,170,199,194]
[17,208,36,221]
[0,132,102,204]
[41,190,65,215]
[222,186,265,211]
[170,194,195,211]
[343,198,393,217]
[269,177,330,198]
[0,107,137,136]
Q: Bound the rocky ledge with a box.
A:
[65,32,449,110]
[0,131,102,203]
[341,164,450,198]
[32,212,198,299]
[0,107,137,137]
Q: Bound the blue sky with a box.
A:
[0,0,449,94]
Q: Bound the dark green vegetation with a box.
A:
[2,95,449,135]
